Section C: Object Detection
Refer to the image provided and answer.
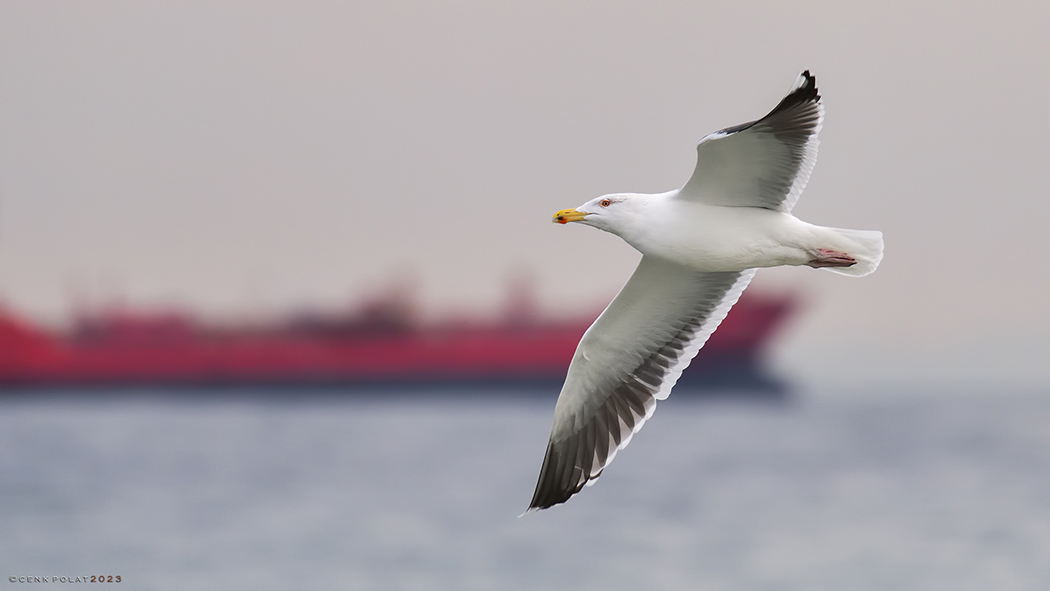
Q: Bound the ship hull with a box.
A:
[0,295,792,394]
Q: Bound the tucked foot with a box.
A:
[807,249,857,269]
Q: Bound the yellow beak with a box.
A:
[553,208,588,224]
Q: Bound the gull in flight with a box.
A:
[528,71,883,511]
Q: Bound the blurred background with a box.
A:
[1,1,1049,589]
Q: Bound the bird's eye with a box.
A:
[600,199,611,207]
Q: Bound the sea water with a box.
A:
[2,387,1049,590]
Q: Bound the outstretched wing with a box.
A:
[678,70,823,213]
[527,257,756,510]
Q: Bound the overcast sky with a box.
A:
[1,1,1048,387]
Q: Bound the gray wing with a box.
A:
[527,257,756,511]
[677,70,823,213]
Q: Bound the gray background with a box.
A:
[1,1,1047,387]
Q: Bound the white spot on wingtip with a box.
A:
[620,430,634,449]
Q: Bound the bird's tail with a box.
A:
[821,228,884,277]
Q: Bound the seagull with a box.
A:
[528,71,883,511]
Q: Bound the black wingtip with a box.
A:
[743,70,820,131]
[778,70,820,108]
[527,440,586,511]
[527,470,580,512]
[711,71,821,137]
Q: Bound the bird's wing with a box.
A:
[677,70,823,213]
[527,257,756,510]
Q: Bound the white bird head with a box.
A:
[552,193,648,235]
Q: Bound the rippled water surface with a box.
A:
[3,387,1050,590]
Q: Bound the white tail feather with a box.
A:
[822,228,884,277]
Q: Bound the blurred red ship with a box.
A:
[0,291,794,392]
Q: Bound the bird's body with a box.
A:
[529,71,883,511]
[597,191,871,273]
